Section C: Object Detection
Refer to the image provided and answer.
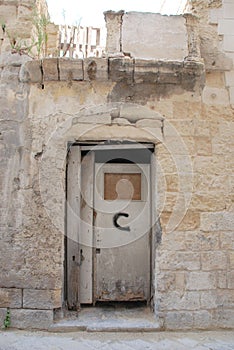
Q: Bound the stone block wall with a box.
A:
[104,11,190,60]
[0,0,233,330]
[155,0,234,330]
[211,0,234,106]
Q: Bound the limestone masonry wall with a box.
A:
[0,0,233,330]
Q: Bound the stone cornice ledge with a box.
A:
[19,57,205,91]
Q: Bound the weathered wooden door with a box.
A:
[94,162,151,302]
[67,144,153,306]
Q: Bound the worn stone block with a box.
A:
[229,86,234,106]
[19,60,42,83]
[0,308,7,325]
[209,8,223,24]
[42,58,59,81]
[134,59,159,83]
[184,231,202,251]
[201,291,218,309]
[212,140,234,155]
[218,19,234,35]
[200,212,234,231]
[203,49,233,72]
[159,291,200,311]
[0,52,31,69]
[202,87,230,105]
[220,232,234,250]
[0,288,22,308]
[223,35,234,52]
[104,10,124,54]
[23,289,61,309]
[219,121,234,141]
[190,193,228,212]
[199,232,220,251]
[193,311,213,329]
[164,311,193,330]
[5,21,33,41]
[194,174,229,193]
[225,71,234,87]
[158,62,182,85]
[72,113,111,125]
[195,136,212,155]
[201,252,227,271]
[108,58,134,83]
[215,309,234,328]
[157,272,176,292]
[0,5,17,24]
[177,210,200,231]
[157,151,177,174]
[229,252,234,269]
[217,290,234,308]
[217,271,227,289]
[158,251,200,271]
[227,271,234,289]
[182,60,205,91]
[194,120,210,139]
[119,104,163,122]
[194,156,227,175]
[10,309,53,329]
[84,58,108,81]
[186,271,216,290]
[59,58,83,81]
[206,71,225,88]
[17,5,31,21]
[167,119,194,136]
[161,231,186,251]
[164,174,179,192]
[135,119,163,129]
[111,117,131,125]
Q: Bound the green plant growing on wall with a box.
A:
[3,309,11,329]
[1,21,6,34]
[32,8,50,58]
[1,7,50,59]
[7,35,36,57]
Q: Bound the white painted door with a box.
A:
[94,163,151,302]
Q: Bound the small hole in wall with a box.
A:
[41,84,44,89]
[72,256,75,261]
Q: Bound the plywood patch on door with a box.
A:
[104,173,141,200]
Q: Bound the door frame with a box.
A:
[65,141,157,309]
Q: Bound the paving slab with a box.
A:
[0,330,233,350]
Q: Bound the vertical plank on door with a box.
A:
[80,151,94,303]
[150,148,156,308]
[67,145,81,309]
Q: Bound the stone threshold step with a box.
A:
[49,322,160,333]
[49,307,160,333]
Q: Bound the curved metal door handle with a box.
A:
[113,212,130,231]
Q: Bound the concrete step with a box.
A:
[49,306,160,333]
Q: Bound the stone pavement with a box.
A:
[0,330,233,350]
